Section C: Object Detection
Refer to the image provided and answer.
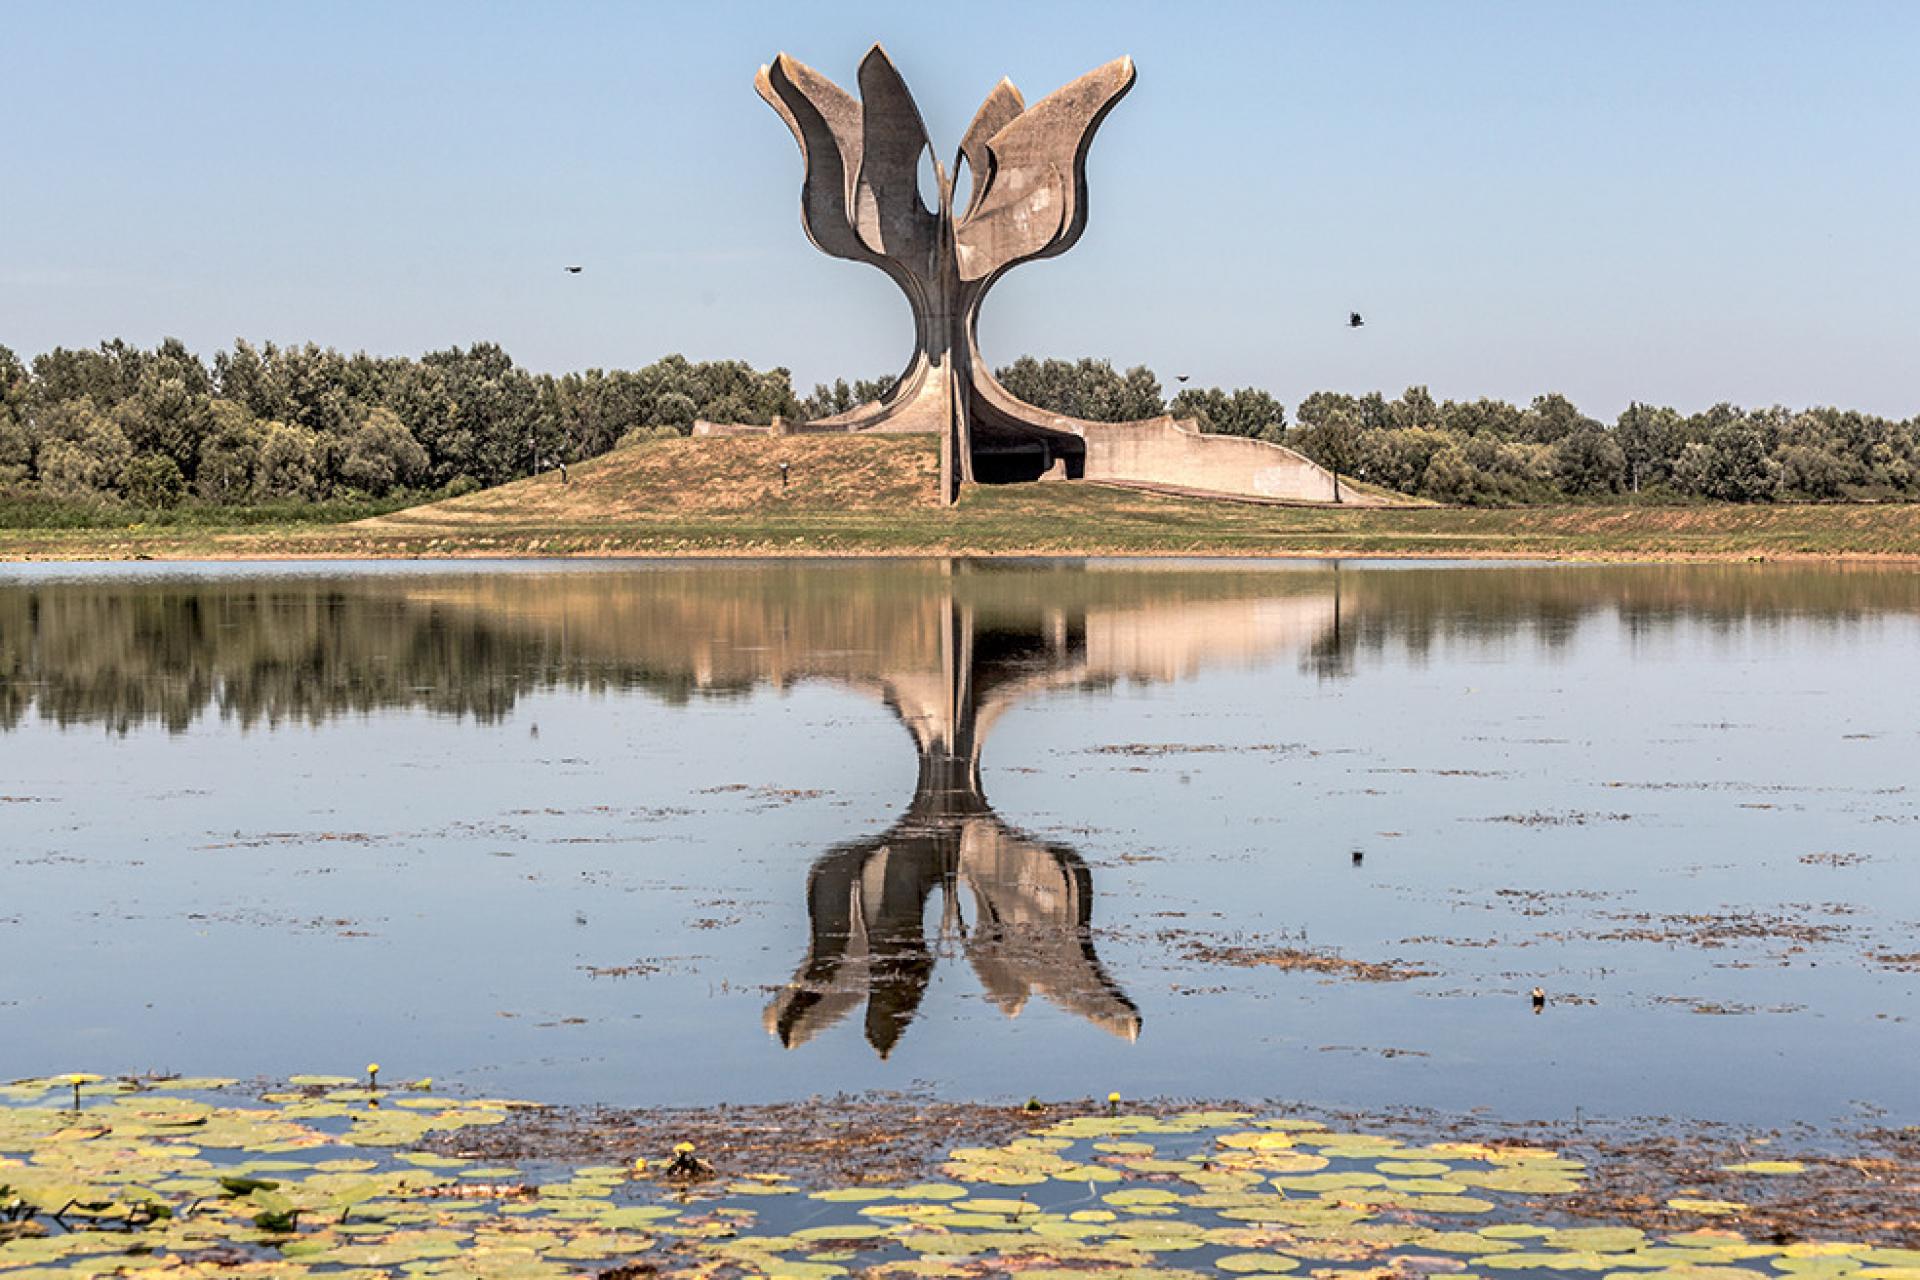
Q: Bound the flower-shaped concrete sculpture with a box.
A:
[757,46,1137,500]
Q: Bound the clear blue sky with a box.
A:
[5,1,1916,418]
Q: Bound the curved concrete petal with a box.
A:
[956,55,1134,280]
[957,78,1026,222]
[853,45,942,273]
[759,55,871,267]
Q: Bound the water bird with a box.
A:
[1348,312,1365,328]
[665,1141,714,1181]
[1351,849,1364,866]
[1530,986,1546,1012]
[564,265,583,274]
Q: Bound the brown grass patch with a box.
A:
[1181,940,1435,981]
[362,435,941,529]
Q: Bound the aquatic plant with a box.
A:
[1,1072,1914,1279]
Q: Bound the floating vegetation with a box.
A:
[1175,938,1435,983]
[2,1075,1915,1277]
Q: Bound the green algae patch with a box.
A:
[0,1079,1907,1279]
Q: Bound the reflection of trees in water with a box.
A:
[4,560,1913,1053]
[1,561,1912,733]
[0,584,715,733]
[1297,563,1919,680]
[0,563,1339,733]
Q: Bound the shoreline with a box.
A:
[6,1076,1916,1251]
[426,1092,1920,1244]
[5,542,1920,566]
[8,496,1920,565]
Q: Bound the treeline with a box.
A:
[0,338,819,507]
[2,340,1912,509]
[998,357,1920,504]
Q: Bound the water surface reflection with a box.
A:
[3,559,1918,1121]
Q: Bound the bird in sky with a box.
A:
[1175,373,1190,383]
[564,265,583,274]
[1348,311,1364,328]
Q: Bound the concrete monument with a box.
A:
[725,46,1362,506]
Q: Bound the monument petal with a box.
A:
[756,55,873,269]
[852,45,942,275]
[955,55,1134,280]
[956,78,1025,221]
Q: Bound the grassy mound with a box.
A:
[365,434,942,530]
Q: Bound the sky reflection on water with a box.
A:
[1,559,1917,1127]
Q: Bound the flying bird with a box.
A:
[1175,373,1190,383]
[564,265,583,274]
[1348,311,1364,328]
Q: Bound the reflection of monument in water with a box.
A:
[0,559,1348,1052]
[765,609,1134,1056]
[0,560,1342,1050]
[764,578,1342,1057]
[0,560,1341,1049]
[767,733,1135,1056]
[15,561,1907,1047]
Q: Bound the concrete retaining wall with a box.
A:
[1079,419,1339,503]
[691,412,1360,505]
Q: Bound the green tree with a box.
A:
[338,407,430,495]
[1295,390,1358,429]
[37,400,134,498]
[412,343,542,485]
[252,421,326,499]
[1614,402,1683,492]
[196,400,262,502]
[0,345,30,486]
[1420,446,1493,504]
[1674,419,1777,502]
[1520,393,1596,445]
[1440,397,1524,438]
[1291,408,1362,500]
[801,375,894,420]
[1391,385,1439,431]
[1773,444,1844,500]
[1466,435,1555,501]
[1358,427,1453,495]
[115,371,213,479]
[1552,427,1627,496]
[31,340,150,410]
[1171,386,1285,440]
[653,391,699,430]
[124,454,188,508]
[994,357,1163,422]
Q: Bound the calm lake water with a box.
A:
[2,558,1917,1127]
